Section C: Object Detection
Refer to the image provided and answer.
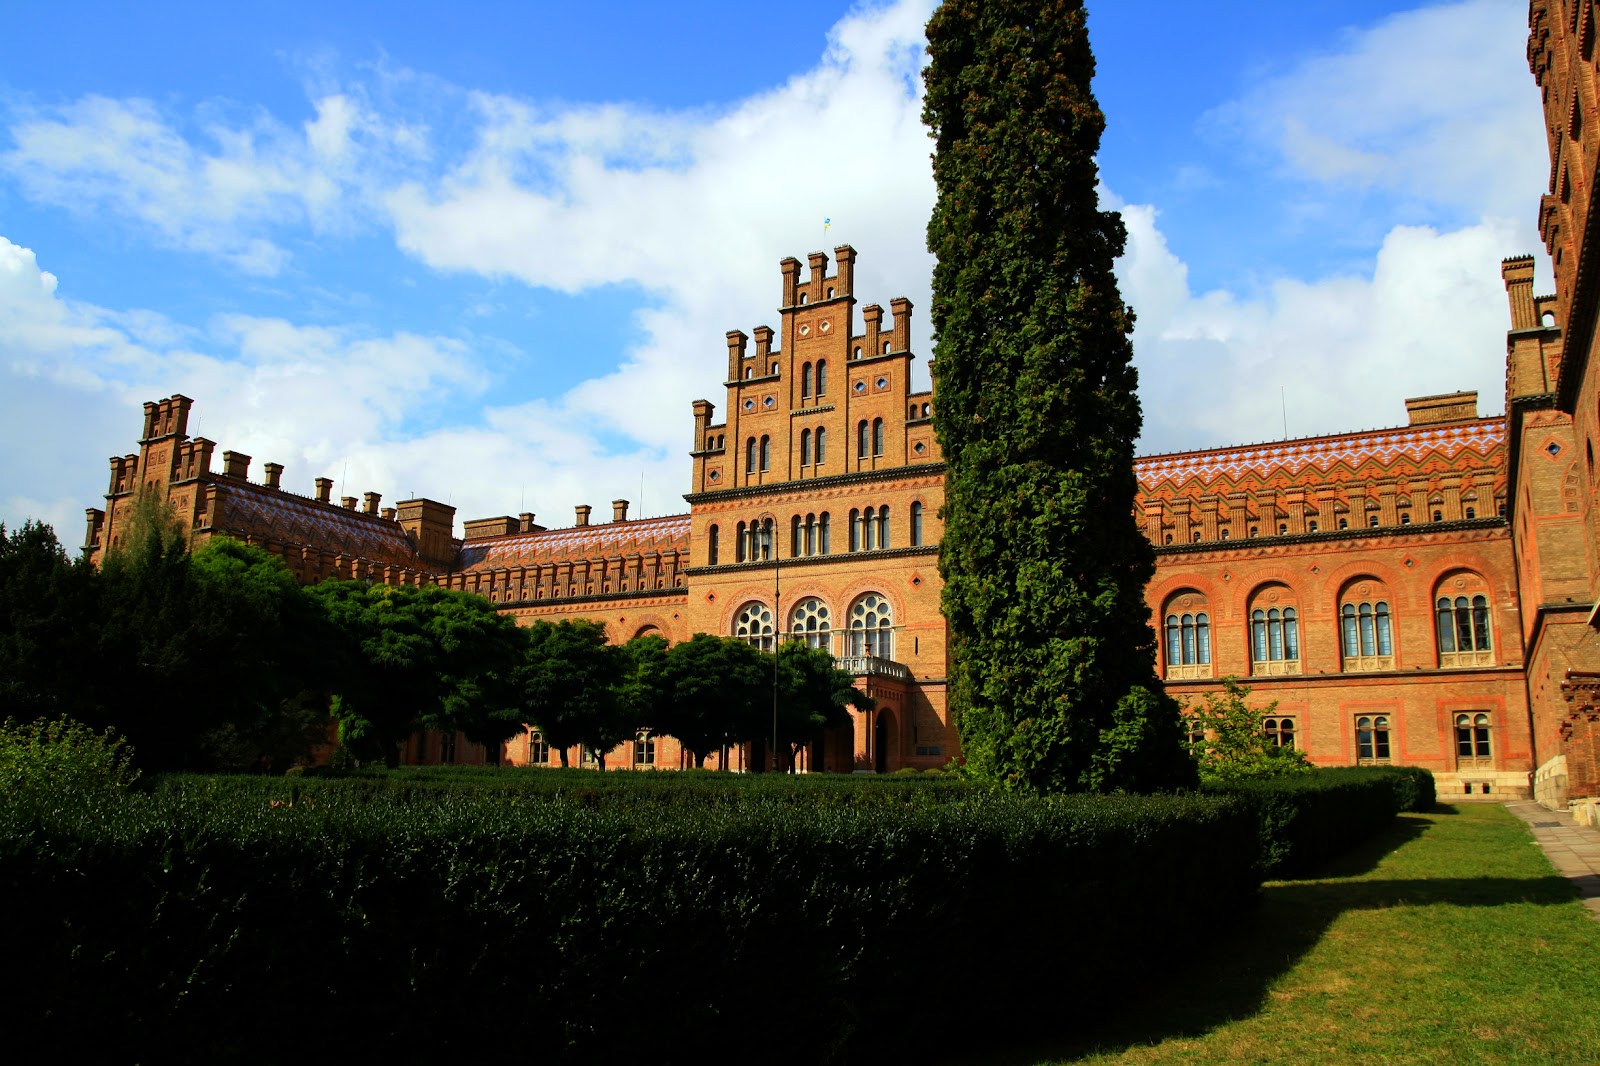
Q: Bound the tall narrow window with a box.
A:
[804,514,816,556]
[735,521,747,563]
[1356,715,1391,761]
[633,732,656,767]
[800,428,812,466]
[862,506,876,550]
[759,435,770,472]
[528,730,549,766]
[850,509,862,551]
[802,363,813,398]
[1455,712,1492,766]
[745,437,755,473]
[790,515,802,557]
[1250,606,1300,675]
[819,512,831,554]
[872,417,884,456]
[1340,600,1393,671]
[816,360,828,394]
[910,501,923,546]
[878,505,890,548]
[1438,594,1492,665]
[708,524,720,566]
[815,427,827,464]
[857,420,869,459]
[1163,612,1211,678]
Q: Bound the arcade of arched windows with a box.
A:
[1156,570,1501,680]
[1146,489,1508,545]
[706,500,930,568]
[729,591,897,662]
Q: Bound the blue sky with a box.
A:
[0,0,1550,542]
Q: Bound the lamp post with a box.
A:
[756,515,779,772]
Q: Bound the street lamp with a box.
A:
[755,514,779,772]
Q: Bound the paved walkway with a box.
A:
[1503,801,1600,920]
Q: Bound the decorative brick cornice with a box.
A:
[684,462,947,504]
[1152,516,1509,557]
[499,586,690,610]
[791,403,837,417]
[684,543,939,578]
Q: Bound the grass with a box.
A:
[951,803,1600,1066]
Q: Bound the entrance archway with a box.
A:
[874,710,894,774]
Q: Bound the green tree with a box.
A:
[311,581,526,766]
[515,619,629,768]
[924,0,1193,793]
[657,633,769,767]
[776,641,871,771]
[1185,677,1312,782]
[0,521,100,721]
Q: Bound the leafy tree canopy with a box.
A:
[924,0,1192,793]
[1185,677,1312,782]
[514,619,629,768]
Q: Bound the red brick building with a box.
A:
[1512,0,1600,819]
[84,248,1545,795]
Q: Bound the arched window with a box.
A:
[791,598,832,651]
[872,417,884,456]
[1250,599,1300,675]
[910,501,923,546]
[735,521,747,563]
[857,420,869,459]
[790,515,802,557]
[848,593,893,658]
[1456,712,1492,767]
[734,601,774,652]
[759,435,771,472]
[799,292,808,305]
[849,509,861,551]
[744,367,753,380]
[708,524,720,566]
[745,437,756,473]
[863,506,877,550]
[1437,593,1493,666]
[815,426,827,464]
[816,360,828,394]
[802,363,813,398]
[878,505,890,548]
[1340,598,1393,671]
[819,512,831,554]
[1356,715,1391,762]
[1163,612,1212,679]
[800,428,812,466]
[883,340,891,354]
[1264,718,1295,749]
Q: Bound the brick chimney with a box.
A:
[314,477,333,503]
[612,499,629,523]
[575,505,592,527]
[262,462,283,489]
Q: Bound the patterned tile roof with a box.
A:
[214,481,422,568]
[454,513,692,572]
[1136,419,1506,492]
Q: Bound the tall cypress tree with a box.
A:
[924,0,1194,792]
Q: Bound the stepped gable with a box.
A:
[1136,418,1506,497]
[216,481,422,569]
[454,513,692,572]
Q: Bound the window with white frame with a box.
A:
[790,597,832,651]
[735,601,775,651]
[848,593,893,659]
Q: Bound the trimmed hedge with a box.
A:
[1,778,1260,1064]
[1208,765,1436,878]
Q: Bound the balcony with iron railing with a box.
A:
[834,655,913,682]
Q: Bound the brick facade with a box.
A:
[83,245,1548,792]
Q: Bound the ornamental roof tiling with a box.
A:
[214,482,422,568]
[454,513,692,572]
[1135,419,1506,492]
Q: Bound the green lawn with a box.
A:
[958,804,1600,1066]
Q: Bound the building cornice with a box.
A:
[1152,516,1509,558]
[684,543,939,578]
[684,462,947,504]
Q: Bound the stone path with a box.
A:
[1503,800,1600,920]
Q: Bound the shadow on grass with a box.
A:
[934,814,1576,1066]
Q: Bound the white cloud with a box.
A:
[1209,0,1545,218]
